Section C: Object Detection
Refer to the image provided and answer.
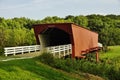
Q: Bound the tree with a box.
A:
[87,15,104,33]
[73,15,88,28]
[25,29,36,45]
[65,15,75,22]
[0,26,6,54]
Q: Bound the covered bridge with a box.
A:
[33,23,99,61]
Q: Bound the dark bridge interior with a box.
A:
[39,28,71,47]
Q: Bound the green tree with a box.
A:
[87,15,104,32]
[73,15,88,28]
[0,26,6,54]
[25,29,36,45]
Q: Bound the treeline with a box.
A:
[0,17,36,47]
[0,17,37,54]
[0,14,120,53]
[38,14,120,46]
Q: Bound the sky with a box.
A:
[0,0,120,20]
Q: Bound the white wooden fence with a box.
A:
[4,43,102,57]
[4,45,40,56]
[46,44,72,58]
[4,44,72,57]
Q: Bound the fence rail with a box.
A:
[4,44,72,57]
[46,44,72,58]
[4,45,40,56]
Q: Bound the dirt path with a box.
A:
[0,51,41,61]
[14,51,41,57]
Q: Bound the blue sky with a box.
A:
[0,0,120,20]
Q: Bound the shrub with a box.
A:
[38,53,120,80]
[54,59,71,72]
[38,52,55,66]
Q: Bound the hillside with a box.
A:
[0,46,120,80]
[0,58,104,80]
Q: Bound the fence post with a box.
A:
[52,47,55,57]
[62,45,64,56]
[5,54,7,56]
[13,48,16,56]
[58,46,60,58]
[5,48,8,56]
[22,47,24,54]
[35,45,36,52]
[28,46,30,53]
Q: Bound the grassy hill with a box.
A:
[0,46,120,80]
[0,59,80,80]
[0,58,104,80]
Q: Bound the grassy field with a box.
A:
[100,46,120,70]
[99,46,120,80]
[100,46,120,59]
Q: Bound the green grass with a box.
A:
[100,46,120,59]
[0,52,41,61]
[0,58,86,80]
[1,46,119,80]
[100,46,120,76]
[0,55,21,61]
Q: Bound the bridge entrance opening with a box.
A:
[39,28,71,49]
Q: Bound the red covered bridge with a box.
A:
[33,23,99,61]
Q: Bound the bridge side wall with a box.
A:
[71,24,98,57]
